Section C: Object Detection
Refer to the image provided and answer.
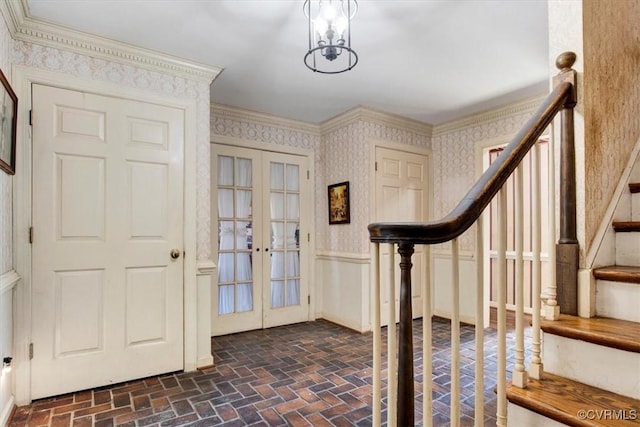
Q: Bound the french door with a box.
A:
[211,144,310,336]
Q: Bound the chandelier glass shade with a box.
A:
[304,0,358,74]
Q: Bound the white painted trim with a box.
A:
[196,260,217,276]
[430,249,475,260]
[196,271,213,368]
[321,106,433,137]
[433,95,546,137]
[211,135,315,158]
[2,0,221,83]
[315,251,370,263]
[368,137,431,157]
[319,312,366,333]
[0,270,20,294]
[11,65,200,403]
[210,142,317,325]
[585,136,640,268]
[212,104,321,136]
[0,395,15,427]
[211,104,433,139]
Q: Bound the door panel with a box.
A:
[211,146,263,335]
[375,147,429,326]
[31,84,184,399]
[211,145,310,335]
[262,152,308,329]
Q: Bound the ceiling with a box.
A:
[25,0,550,125]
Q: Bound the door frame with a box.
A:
[211,136,317,328]
[368,139,433,326]
[12,66,198,404]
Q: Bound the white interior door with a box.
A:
[211,145,310,336]
[211,145,264,336]
[31,84,185,399]
[261,151,309,329]
[375,146,429,326]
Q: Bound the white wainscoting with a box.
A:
[316,252,371,333]
[196,260,216,368]
[431,250,481,325]
[1,270,20,427]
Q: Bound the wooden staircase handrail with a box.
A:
[368,52,578,426]
[368,80,573,245]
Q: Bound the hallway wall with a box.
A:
[0,10,15,425]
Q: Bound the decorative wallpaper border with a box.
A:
[1,0,221,83]
[433,95,547,137]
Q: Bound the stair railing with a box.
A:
[368,52,578,426]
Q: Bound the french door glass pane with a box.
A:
[217,155,254,315]
[269,161,301,309]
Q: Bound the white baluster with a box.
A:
[387,244,397,427]
[513,166,528,388]
[542,135,561,321]
[423,246,433,427]
[451,238,460,427]
[530,142,545,379]
[372,243,382,426]
[474,216,485,426]
[497,188,508,427]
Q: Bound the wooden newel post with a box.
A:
[397,243,415,426]
[553,51,579,315]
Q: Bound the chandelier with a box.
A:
[304,0,358,74]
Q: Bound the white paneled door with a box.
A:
[375,146,429,326]
[211,145,310,336]
[31,85,185,399]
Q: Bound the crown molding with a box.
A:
[212,103,322,136]
[211,103,433,140]
[432,94,547,138]
[1,0,222,83]
[320,105,433,137]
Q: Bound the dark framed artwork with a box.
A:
[328,181,350,224]
[0,68,17,175]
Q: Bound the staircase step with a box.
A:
[541,315,640,353]
[593,267,640,322]
[615,232,640,266]
[612,221,640,232]
[541,315,640,398]
[630,182,640,193]
[594,265,640,284]
[507,373,640,426]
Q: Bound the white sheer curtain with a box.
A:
[270,163,300,308]
[217,156,253,315]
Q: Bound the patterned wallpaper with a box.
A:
[320,116,431,254]
[582,0,640,255]
[0,18,12,275]
[12,41,213,261]
[211,105,432,256]
[210,102,550,256]
[431,97,544,252]
[210,104,322,256]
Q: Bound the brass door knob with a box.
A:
[170,249,181,260]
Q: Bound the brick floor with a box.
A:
[9,318,524,426]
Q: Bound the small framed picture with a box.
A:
[328,181,350,225]
[0,68,17,175]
